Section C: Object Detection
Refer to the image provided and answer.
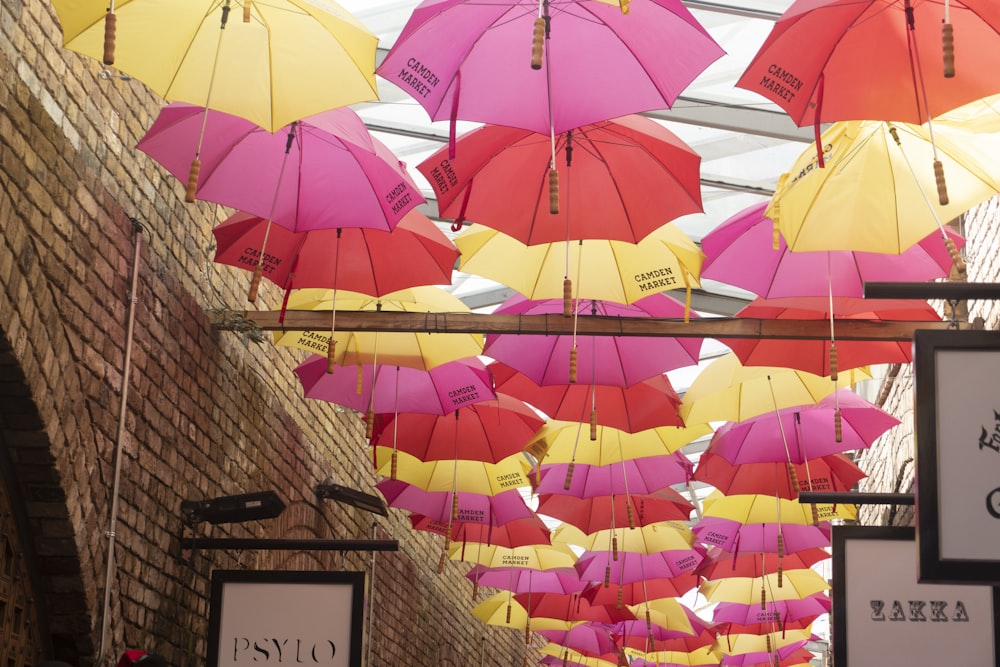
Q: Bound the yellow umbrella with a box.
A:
[451,542,578,571]
[700,570,830,606]
[623,646,720,667]
[712,628,812,658]
[274,287,483,371]
[52,0,378,132]
[372,448,530,495]
[766,120,999,255]
[539,643,619,667]
[679,353,870,426]
[701,492,858,525]
[554,522,695,554]
[626,598,699,637]
[454,225,704,306]
[471,594,576,634]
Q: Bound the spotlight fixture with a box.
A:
[316,481,388,516]
[180,491,286,525]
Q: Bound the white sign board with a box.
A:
[206,571,364,667]
[832,526,998,667]
[914,330,1000,583]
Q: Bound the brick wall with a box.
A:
[0,2,530,665]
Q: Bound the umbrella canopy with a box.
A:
[419,116,702,244]
[485,294,703,387]
[529,421,711,468]
[678,353,869,426]
[700,570,830,606]
[765,120,1000,254]
[704,389,900,465]
[626,599,703,638]
[713,631,812,666]
[54,0,378,132]
[409,513,551,549]
[274,287,484,370]
[138,104,422,231]
[370,394,544,463]
[375,478,535,526]
[556,522,697,555]
[697,548,831,581]
[373,447,530,495]
[536,488,694,533]
[736,0,1000,127]
[693,452,866,500]
[516,592,636,625]
[532,454,695,499]
[712,594,832,627]
[295,356,495,417]
[455,225,704,305]
[211,209,456,294]
[465,565,587,595]
[582,574,701,608]
[451,541,579,571]
[378,0,723,136]
[472,593,576,633]
[700,202,966,299]
[490,362,684,432]
[535,624,621,659]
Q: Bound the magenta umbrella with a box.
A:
[532,455,694,499]
[705,389,900,465]
[485,294,703,387]
[535,624,620,658]
[465,565,588,595]
[377,0,723,138]
[700,202,966,299]
[295,355,495,418]
[693,520,832,556]
[375,479,535,526]
[137,103,423,232]
[712,593,832,627]
[574,547,706,586]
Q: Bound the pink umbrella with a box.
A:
[211,209,457,295]
[375,479,535,526]
[693,519,832,556]
[535,623,621,658]
[491,361,684,432]
[705,389,900,465]
[137,103,423,232]
[465,565,588,595]
[416,116,702,245]
[377,0,723,137]
[485,294,703,387]
[712,594,831,627]
[409,513,551,548]
[295,355,495,417]
[582,575,701,609]
[536,489,695,533]
[532,455,694,499]
[370,393,544,464]
[574,548,706,586]
[700,202,965,299]
[693,451,866,500]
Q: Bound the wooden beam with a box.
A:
[234,310,960,341]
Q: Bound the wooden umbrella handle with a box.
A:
[828,341,838,382]
[563,461,574,491]
[326,339,337,374]
[548,168,559,214]
[942,23,955,78]
[945,235,966,275]
[186,157,200,203]
[247,262,263,303]
[243,0,252,22]
[531,17,545,70]
[103,12,117,65]
[568,346,577,383]
[589,409,597,441]
[934,159,949,206]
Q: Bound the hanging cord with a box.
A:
[903,0,949,206]
[562,134,576,318]
[94,219,143,667]
[826,255,838,382]
[617,440,636,529]
[366,520,377,667]
[325,229,343,373]
[249,122,297,302]
[186,0,232,203]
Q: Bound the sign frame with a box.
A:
[914,329,1000,583]
[832,525,1000,667]
[206,570,365,667]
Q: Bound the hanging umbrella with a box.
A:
[539,643,621,667]
[370,393,544,464]
[535,623,621,659]
[626,645,720,667]
[465,565,587,595]
[378,0,723,137]
[582,574,700,610]
[137,104,421,228]
[700,202,966,299]
[528,421,711,470]
[626,599,704,639]
[53,0,378,132]
[720,296,943,378]
[713,630,812,667]
[515,592,636,625]
[678,353,869,426]
[557,523,705,585]
[419,115,702,244]
[697,548,831,582]
[455,225,704,307]
[536,488,694,533]
[408,513,551,549]
[765,120,1000,254]
[211,209,456,295]
[295,356,495,418]
[736,0,1000,128]
[693,452,866,500]
[486,294,703,388]
[704,389,900,465]
[372,448,530,495]
[451,541,579,571]
[490,362,684,432]
[531,454,695,499]
[712,593,832,627]
[375,479,535,526]
[273,287,484,371]
[472,592,576,634]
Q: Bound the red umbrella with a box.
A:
[417,115,702,245]
[515,592,635,625]
[719,296,943,378]
[536,489,694,533]
[370,393,544,464]
[375,479,535,527]
[531,455,694,499]
[535,624,621,659]
[408,513,551,549]
[697,548,831,581]
[582,574,700,609]
[465,565,587,596]
[491,361,684,432]
[693,451,866,500]
[211,209,457,295]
